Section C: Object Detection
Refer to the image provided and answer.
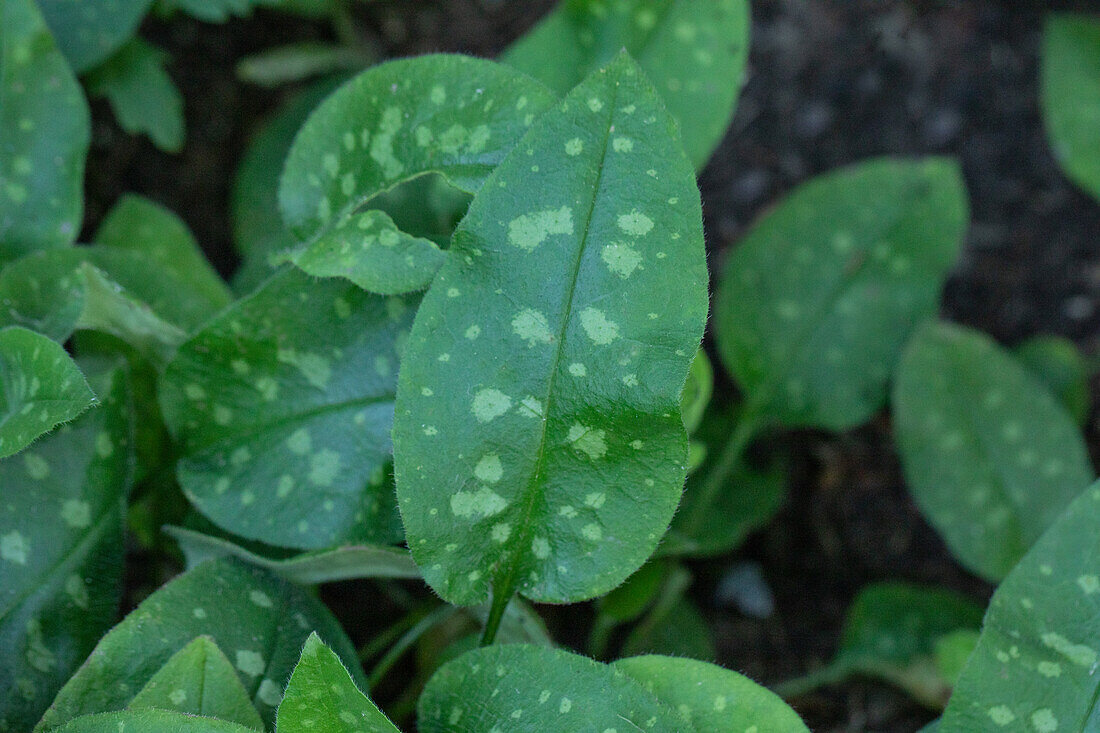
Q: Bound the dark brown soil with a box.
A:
[89,2,1100,731]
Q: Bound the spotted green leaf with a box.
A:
[52,710,257,733]
[940,482,1100,732]
[0,361,132,732]
[165,526,421,584]
[894,322,1095,581]
[714,157,968,431]
[160,268,415,550]
[0,0,90,261]
[777,582,984,708]
[418,644,682,732]
[613,656,809,732]
[37,0,153,73]
[278,54,556,243]
[1014,334,1091,426]
[393,53,708,606]
[277,633,400,733]
[128,637,263,730]
[35,558,364,731]
[85,39,185,153]
[504,0,749,169]
[0,327,95,458]
[278,208,445,295]
[1043,15,1100,200]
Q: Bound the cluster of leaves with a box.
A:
[4,0,1100,730]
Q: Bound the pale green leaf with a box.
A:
[680,349,712,435]
[894,322,1095,581]
[37,0,153,73]
[393,53,708,606]
[236,43,368,88]
[1014,334,1091,426]
[1042,15,1100,200]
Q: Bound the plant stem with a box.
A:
[366,605,456,691]
[772,662,850,699]
[480,587,513,646]
[680,406,766,535]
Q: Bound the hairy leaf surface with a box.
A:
[894,322,1094,581]
[1043,15,1100,200]
[37,0,153,73]
[503,0,750,169]
[128,637,263,730]
[35,558,363,731]
[940,482,1100,732]
[714,158,967,430]
[394,53,708,605]
[0,327,95,458]
[0,0,90,261]
[160,268,415,549]
[52,710,257,733]
[0,361,132,731]
[277,633,400,733]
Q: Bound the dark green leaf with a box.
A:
[0,361,132,731]
[165,526,421,583]
[277,633,400,733]
[894,322,1095,581]
[714,157,968,431]
[163,0,332,23]
[0,327,95,458]
[418,644,682,732]
[37,0,153,73]
[53,709,257,733]
[1042,15,1100,200]
[1014,334,1091,426]
[503,0,750,169]
[35,558,365,731]
[614,655,809,732]
[128,636,264,730]
[278,54,556,243]
[394,53,708,606]
[622,596,715,661]
[0,0,90,260]
[160,268,415,549]
[940,482,1100,732]
[85,39,185,153]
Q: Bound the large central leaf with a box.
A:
[393,53,708,607]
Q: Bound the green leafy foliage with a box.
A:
[0,361,132,731]
[940,482,1100,732]
[0,0,90,261]
[894,322,1095,581]
[680,349,712,435]
[52,709,257,733]
[1014,334,1091,426]
[393,53,708,608]
[163,0,332,23]
[0,327,95,458]
[504,0,751,169]
[36,0,154,73]
[778,582,984,708]
[85,39,185,153]
[277,633,400,733]
[35,558,363,731]
[236,42,369,88]
[278,54,556,242]
[714,157,968,431]
[127,637,264,730]
[1042,14,1100,200]
[166,526,421,583]
[613,655,809,732]
[160,268,415,549]
[621,596,715,660]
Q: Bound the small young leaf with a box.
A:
[35,558,364,731]
[680,349,713,435]
[85,39,185,153]
[236,42,369,88]
[36,0,153,73]
[418,645,682,732]
[621,596,715,661]
[278,209,445,295]
[52,709,257,733]
[0,361,132,732]
[613,655,809,732]
[503,0,750,169]
[128,636,264,730]
[277,633,400,733]
[940,482,1100,732]
[933,629,979,687]
[1042,15,1100,200]
[160,268,415,550]
[1014,334,1091,425]
[165,526,421,583]
[0,0,90,261]
[0,327,95,458]
[714,157,968,431]
[278,54,556,243]
[894,322,1095,581]
[394,53,708,606]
